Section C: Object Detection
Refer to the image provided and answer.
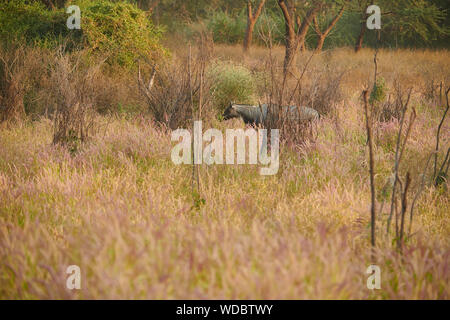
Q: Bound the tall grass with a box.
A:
[0,46,448,299]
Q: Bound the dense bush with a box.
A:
[0,0,166,67]
[208,61,257,112]
[49,48,103,151]
[0,0,71,47]
[137,58,197,130]
[74,0,166,67]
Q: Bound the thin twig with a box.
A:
[188,45,196,195]
[363,90,376,248]
[433,88,450,180]
[398,172,411,250]
[435,147,450,187]
[408,152,434,237]
[287,51,316,105]
[398,107,416,162]
[387,88,412,235]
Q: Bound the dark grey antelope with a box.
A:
[222,103,319,126]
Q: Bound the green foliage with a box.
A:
[64,129,83,155]
[370,77,387,105]
[192,0,449,49]
[208,61,257,111]
[311,10,360,49]
[0,0,72,47]
[207,10,246,44]
[0,0,167,67]
[254,11,285,44]
[380,0,449,45]
[205,9,285,45]
[192,190,206,211]
[73,0,166,67]
[347,0,450,48]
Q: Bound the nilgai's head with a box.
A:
[222,102,240,121]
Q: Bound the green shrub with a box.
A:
[208,61,257,112]
[0,0,71,47]
[370,77,388,105]
[0,0,167,68]
[74,0,166,67]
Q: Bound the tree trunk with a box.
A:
[355,25,365,52]
[279,1,320,76]
[278,0,321,75]
[243,0,266,52]
[316,35,325,52]
[297,24,313,52]
[296,16,315,50]
[284,32,299,74]
[297,6,321,45]
[244,20,256,52]
[355,14,367,53]
[278,1,297,75]
[299,42,306,51]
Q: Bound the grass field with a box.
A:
[0,46,449,299]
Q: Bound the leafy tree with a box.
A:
[384,0,448,47]
[352,0,448,52]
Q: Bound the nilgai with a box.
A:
[222,103,319,125]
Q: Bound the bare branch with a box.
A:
[323,6,345,37]
[313,16,322,36]
[433,87,450,179]
[254,0,266,21]
[314,6,346,37]
[436,147,450,186]
[148,64,157,91]
[387,88,412,235]
[398,107,416,163]
[138,61,157,101]
[278,0,295,37]
[363,90,376,248]
[399,172,411,250]
[247,0,253,20]
[408,152,434,237]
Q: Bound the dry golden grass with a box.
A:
[0,46,449,299]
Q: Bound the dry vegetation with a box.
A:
[0,43,449,299]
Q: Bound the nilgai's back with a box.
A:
[230,104,319,125]
[264,105,319,122]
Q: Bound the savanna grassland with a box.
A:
[1,42,449,299]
